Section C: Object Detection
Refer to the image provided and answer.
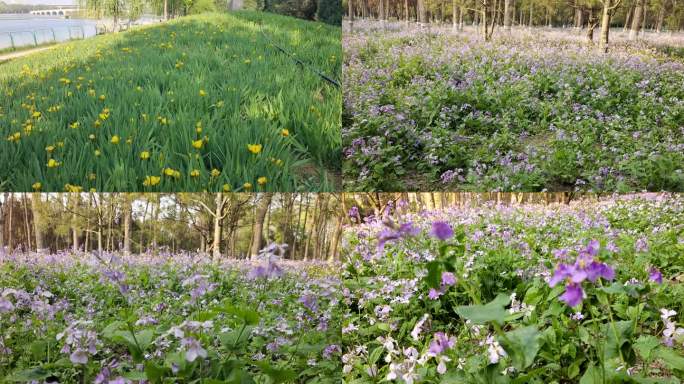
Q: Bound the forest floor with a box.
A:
[342,21,684,192]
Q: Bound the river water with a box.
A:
[0,15,97,49]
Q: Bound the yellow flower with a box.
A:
[69,121,80,129]
[257,176,267,185]
[164,168,180,178]
[281,129,289,137]
[88,89,96,97]
[190,169,200,177]
[199,89,207,97]
[45,145,55,153]
[140,151,150,160]
[47,159,60,168]
[192,139,203,149]
[211,168,221,178]
[110,135,120,144]
[222,183,231,192]
[244,59,251,64]
[89,134,96,140]
[143,176,161,186]
[32,182,42,191]
[247,144,262,154]
[94,149,101,156]
[64,184,83,192]
[99,94,106,101]
[88,173,97,181]
[243,182,252,190]
[32,111,41,118]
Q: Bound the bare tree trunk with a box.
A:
[349,0,354,31]
[123,196,131,255]
[629,0,644,39]
[405,0,410,23]
[624,4,634,31]
[212,193,224,260]
[0,195,4,250]
[503,0,512,30]
[7,195,13,251]
[30,194,44,251]
[586,10,596,43]
[528,0,533,27]
[250,193,272,260]
[655,3,665,32]
[599,0,612,52]
[418,0,427,25]
[22,194,32,252]
[453,0,459,30]
[164,0,168,19]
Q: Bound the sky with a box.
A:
[3,0,76,5]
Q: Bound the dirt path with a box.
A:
[0,46,55,62]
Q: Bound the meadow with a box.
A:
[0,247,342,383]
[342,23,684,192]
[0,11,342,192]
[341,193,684,382]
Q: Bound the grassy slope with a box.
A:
[0,11,341,192]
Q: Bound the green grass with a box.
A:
[0,11,342,192]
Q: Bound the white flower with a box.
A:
[410,314,429,341]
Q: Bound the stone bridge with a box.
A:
[29,6,80,16]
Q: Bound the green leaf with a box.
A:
[579,363,602,384]
[634,335,660,361]
[122,371,148,380]
[218,303,260,325]
[28,340,47,361]
[144,362,169,383]
[498,326,541,370]
[256,362,296,384]
[656,347,684,371]
[7,367,51,382]
[455,293,510,324]
[425,261,442,289]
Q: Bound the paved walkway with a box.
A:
[0,46,55,62]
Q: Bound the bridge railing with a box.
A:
[0,25,97,51]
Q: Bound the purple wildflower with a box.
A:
[441,272,457,287]
[428,332,455,355]
[649,267,663,284]
[429,222,454,241]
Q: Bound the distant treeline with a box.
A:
[247,0,342,25]
[0,1,56,13]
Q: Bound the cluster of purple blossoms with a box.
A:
[428,272,458,300]
[181,274,218,303]
[424,332,457,374]
[549,240,615,307]
[248,243,286,280]
[56,320,101,365]
[429,222,454,241]
[648,267,663,284]
[377,221,420,252]
[660,309,684,347]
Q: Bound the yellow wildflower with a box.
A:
[257,176,267,185]
[192,139,203,149]
[94,149,101,156]
[143,176,161,186]
[243,182,252,190]
[164,168,181,178]
[32,111,41,119]
[247,144,262,154]
[69,122,80,129]
[211,168,221,178]
[281,129,289,137]
[110,135,120,144]
[45,145,55,153]
[99,94,106,101]
[47,159,60,168]
[64,184,83,193]
[223,183,231,192]
[190,169,200,177]
[199,89,207,97]
[32,182,42,191]
[140,151,150,160]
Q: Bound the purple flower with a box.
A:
[430,222,454,241]
[377,222,420,251]
[299,294,319,313]
[0,297,14,313]
[428,288,443,300]
[181,337,207,362]
[559,283,585,307]
[348,206,359,218]
[428,332,455,355]
[441,272,457,287]
[649,267,663,284]
[70,349,89,365]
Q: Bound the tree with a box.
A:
[250,193,273,259]
[629,0,645,38]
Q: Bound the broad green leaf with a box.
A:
[498,326,541,370]
[455,293,510,324]
[7,367,51,382]
[656,347,684,371]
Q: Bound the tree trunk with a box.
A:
[405,0,409,23]
[418,0,427,24]
[123,196,132,255]
[250,193,272,260]
[503,0,512,31]
[624,4,634,31]
[0,196,4,251]
[655,3,665,32]
[349,0,354,31]
[629,0,644,39]
[599,0,611,52]
[528,0,533,27]
[212,193,224,260]
[30,194,44,251]
[164,0,168,19]
[453,0,459,30]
